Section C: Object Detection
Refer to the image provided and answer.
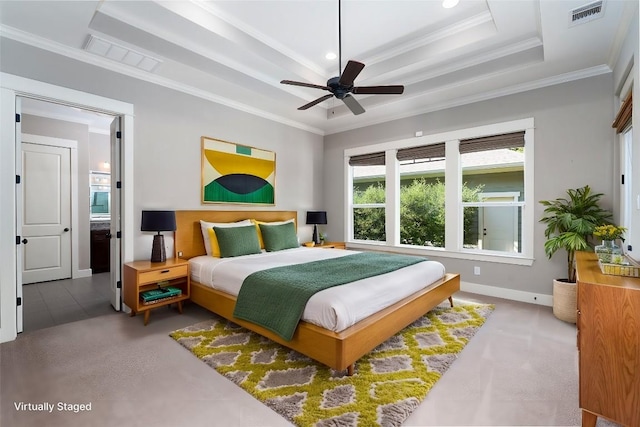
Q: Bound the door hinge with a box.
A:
[16,175,21,184]
[16,236,21,245]
[116,281,122,289]
[621,174,625,185]
[116,131,121,139]
[15,113,21,123]
[16,297,22,306]
[116,181,121,189]
[116,231,122,239]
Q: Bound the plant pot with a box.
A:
[553,279,576,324]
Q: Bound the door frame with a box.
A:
[1,72,134,343]
[20,134,82,279]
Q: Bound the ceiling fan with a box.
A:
[280,0,404,115]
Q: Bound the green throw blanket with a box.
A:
[233,252,426,341]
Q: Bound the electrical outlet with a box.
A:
[473,266,480,275]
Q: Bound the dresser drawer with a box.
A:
[138,265,188,285]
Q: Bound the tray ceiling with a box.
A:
[0,0,636,135]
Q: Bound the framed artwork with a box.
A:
[201,136,276,205]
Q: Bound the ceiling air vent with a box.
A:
[84,35,162,72]
[569,1,604,27]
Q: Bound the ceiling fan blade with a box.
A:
[298,94,334,110]
[281,80,330,91]
[338,60,365,87]
[352,85,405,95]
[342,94,365,115]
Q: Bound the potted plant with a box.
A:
[539,185,612,323]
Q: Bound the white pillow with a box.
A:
[200,219,252,256]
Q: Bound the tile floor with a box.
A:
[21,272,115,332]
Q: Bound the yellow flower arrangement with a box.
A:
[593,224,626,241]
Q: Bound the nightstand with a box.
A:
[317,242,346,249]
[124,258,190,325]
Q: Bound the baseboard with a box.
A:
[74,269,92,279]
[460,281,553,307]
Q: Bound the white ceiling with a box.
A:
[1,0,637,135]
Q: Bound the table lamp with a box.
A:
[141,210,176,262]
[306,211,327,245]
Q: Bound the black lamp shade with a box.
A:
[306,211,327,225]
[141,210,176,263]
[141,210,176,232]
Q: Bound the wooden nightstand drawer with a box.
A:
[138,265,188,285]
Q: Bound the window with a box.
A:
[345,119,534,264]
[459,132,525,254]
[398,143,446,248]
[350,152,386,242]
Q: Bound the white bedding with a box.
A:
[189,247,446,332]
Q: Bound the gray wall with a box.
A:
[324,74,616,296]
[21,114,92,271]
[0,38,324,262]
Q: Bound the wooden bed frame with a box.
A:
[174,210,460,375]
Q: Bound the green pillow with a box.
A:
[212,225,261,257]
[259,222,299,252]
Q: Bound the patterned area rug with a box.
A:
[170,300,493,427]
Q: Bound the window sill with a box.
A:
[346,241,535,266]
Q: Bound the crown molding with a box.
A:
[0,25,325,136]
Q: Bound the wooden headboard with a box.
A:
[174,210,298,259]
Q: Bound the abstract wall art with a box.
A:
[201,137,276,205]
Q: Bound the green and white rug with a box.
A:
[170,300,493,427]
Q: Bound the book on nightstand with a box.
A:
[140,286,182,303]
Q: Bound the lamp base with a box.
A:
[151,234,166,263]
[312,225,320,245]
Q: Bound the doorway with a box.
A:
[18,99,117,332]
[1,73,134,343]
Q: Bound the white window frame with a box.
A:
[344,118,534,265]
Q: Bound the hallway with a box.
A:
[21,273,114,333]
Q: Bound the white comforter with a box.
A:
[189,247,446,332]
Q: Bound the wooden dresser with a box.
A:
[575,251,640,427]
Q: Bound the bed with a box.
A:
[174,210,460,375]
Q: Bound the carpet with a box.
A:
[170,300,494,427]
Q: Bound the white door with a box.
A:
[479,193,520,253]
[21,143,72,284]
[109,117,122,310]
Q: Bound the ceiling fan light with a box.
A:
[325,52,337,60]
[442,0,459,9]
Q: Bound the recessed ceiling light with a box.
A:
[442,0,459,8]
[325,52,337,60]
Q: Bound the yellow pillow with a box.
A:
[251,218,295,249]
[206,227,223,258]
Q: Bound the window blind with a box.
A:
[396,143,445,161]
[612,91,632,133]
[459,131,525,154]
[348,152,385,166]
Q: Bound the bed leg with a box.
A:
[448,296,454,307]
[346,364,355,376]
